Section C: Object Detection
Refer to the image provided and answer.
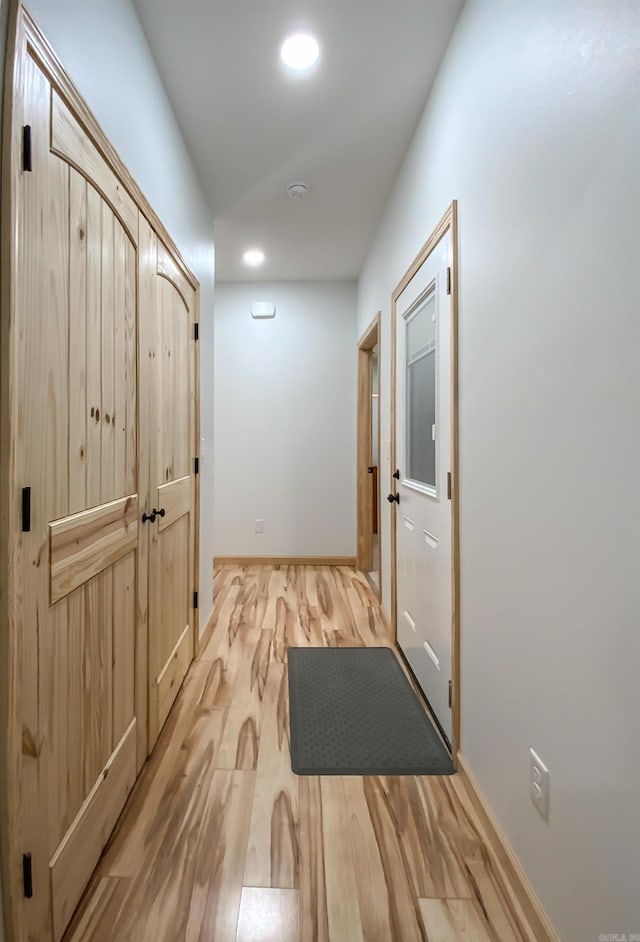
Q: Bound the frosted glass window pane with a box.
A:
[408,352,436,486]
[407,294,435,362]
[406,292,436,487]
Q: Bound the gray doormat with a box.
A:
[287,647,454,775]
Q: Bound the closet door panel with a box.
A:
[144,238,197,749]
[43,163,139,940]
[136,215,154,767]
[11,68,141,941]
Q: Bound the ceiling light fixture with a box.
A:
[280,32,320,72]
[243,248,265,268]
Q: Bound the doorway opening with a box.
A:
[356,313,382,598]
[389,201,460,760]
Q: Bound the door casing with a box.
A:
[389,201,460,760]
[356,312,381,596]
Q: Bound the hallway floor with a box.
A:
[64,565,533,942]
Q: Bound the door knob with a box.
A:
[142,511,157,523]
[153,507,166,518]
[393,469,400,480]
[387,493,400,504]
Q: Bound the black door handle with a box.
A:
[387,493,400,504]
[142,511,157,524]
[368,466,374,474]
[393,469,400,480]
[153,508,166,518]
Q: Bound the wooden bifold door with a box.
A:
[0,9,199,942]
[140,223,198,750]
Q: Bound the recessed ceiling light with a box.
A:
[280,32,320,72]
[243,248,265,268]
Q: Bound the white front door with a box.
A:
[394,231,453,743]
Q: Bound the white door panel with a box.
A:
[394,233,453,742]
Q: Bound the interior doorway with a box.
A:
[356,313,382,597]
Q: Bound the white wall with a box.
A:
[359,2,640,940]
[26,0,216,625]
[214,282,357,558]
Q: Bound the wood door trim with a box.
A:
[0,2,26,937]
[357,348,374,571]
[356,312,381,583]
[21,6,198,290]
[191,286,201,644]
[357,312,380,352]
[214,556,358,567]
[389,200,460,760]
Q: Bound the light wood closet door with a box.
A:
[13,60,141,941]
[140,220,198,749]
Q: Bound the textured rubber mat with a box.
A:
[287,646,454,775]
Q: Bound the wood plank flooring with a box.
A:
[64,565,534,942]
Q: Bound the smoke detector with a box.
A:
[287,182,309,199]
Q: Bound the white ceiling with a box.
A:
[134,0,463,282]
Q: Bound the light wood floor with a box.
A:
[64,565,534,942]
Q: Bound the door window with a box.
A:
[405,287,437,489]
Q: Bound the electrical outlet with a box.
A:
[255,519,264,534]
[529,748,550,821]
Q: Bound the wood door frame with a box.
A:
[389,200,460,760]
[0,6,202,939]
[356,312,381,594]
[193,285,201,644]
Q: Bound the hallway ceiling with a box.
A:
[133,0,463,282]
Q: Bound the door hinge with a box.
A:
[194,457,200,475]
[447,472,452,500]
[446,266,452,295]
[21,486,31,532]
[22,126,32,172]
[193,591,198,610]
[193,322,199,341]
[23,853,33,899]
[448,680,453,709]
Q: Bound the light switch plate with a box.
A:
[529,748,550,821]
